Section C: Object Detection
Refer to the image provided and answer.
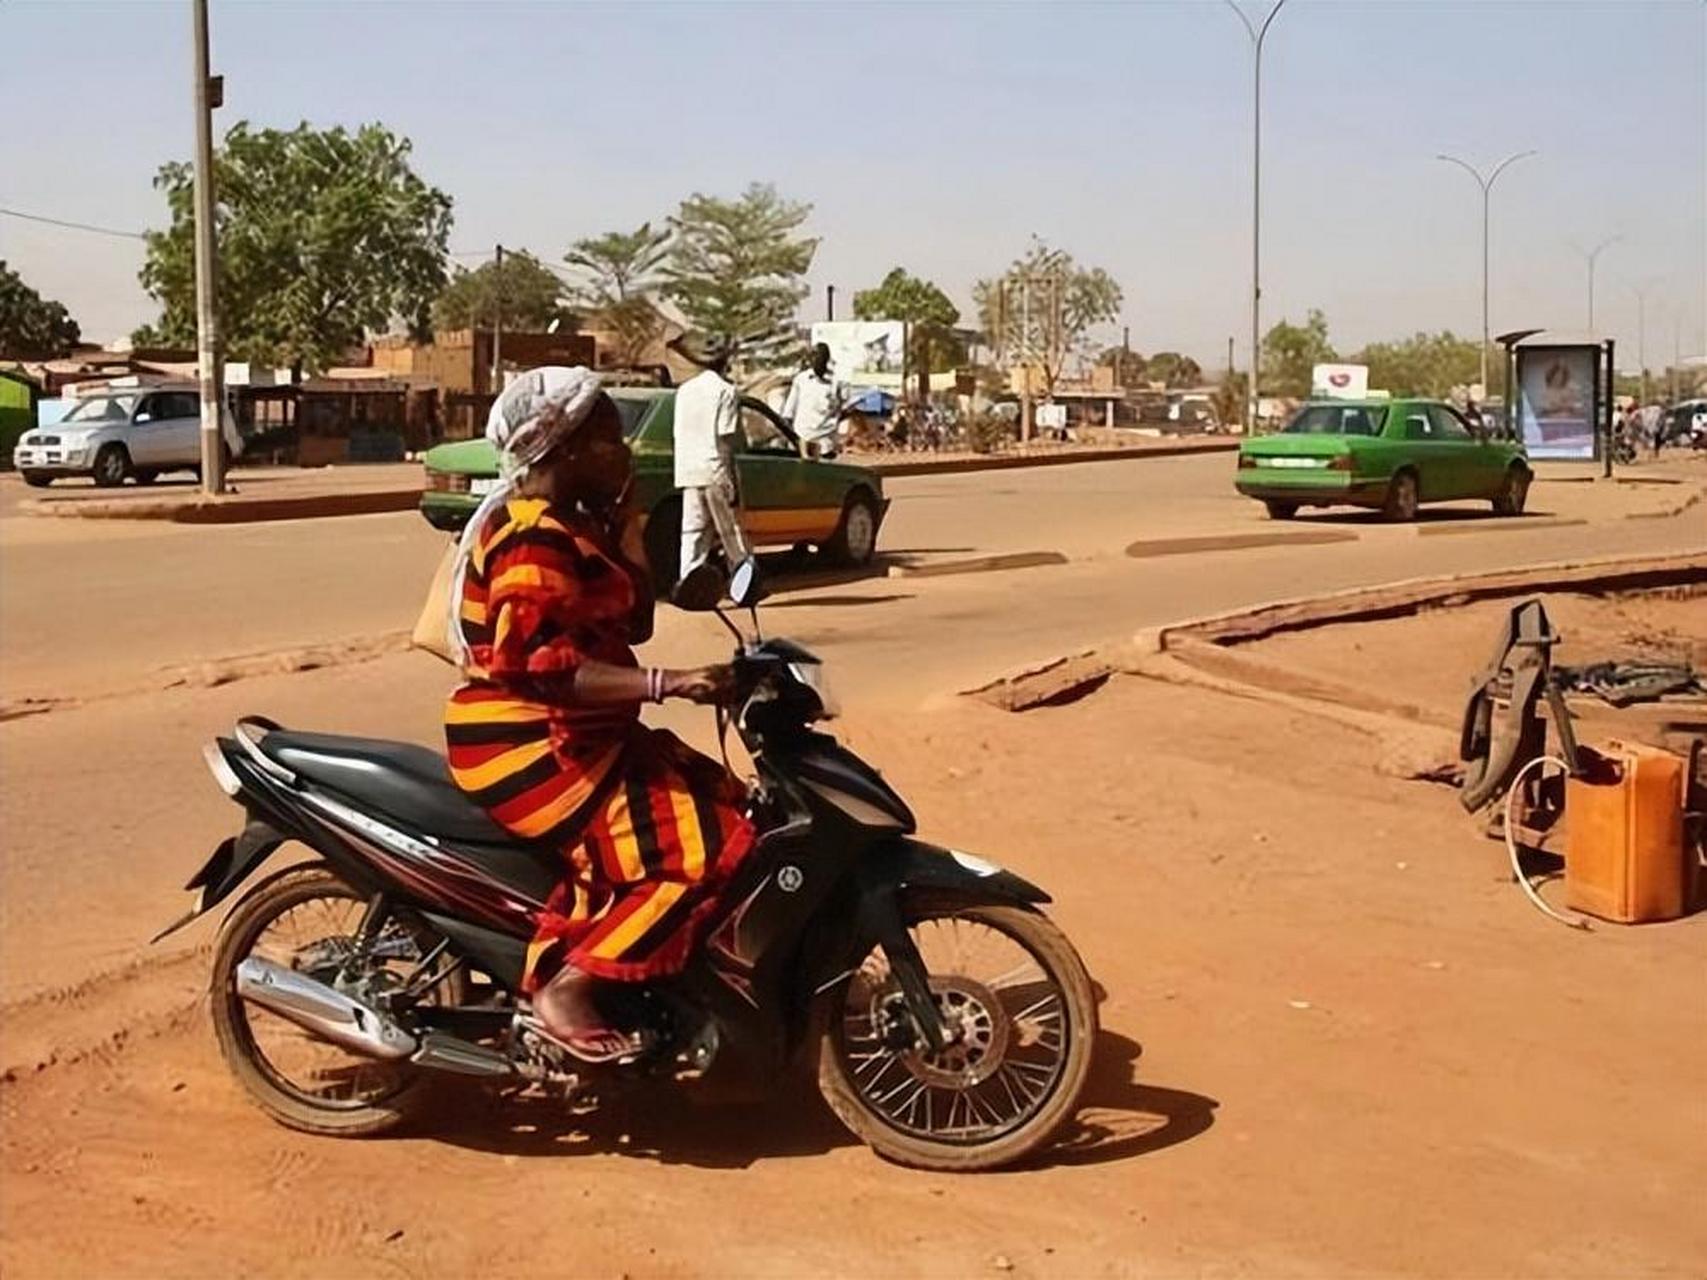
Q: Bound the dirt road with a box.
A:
[4,680,1702,1277]
[2,456,1703,1275]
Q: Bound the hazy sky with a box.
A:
[3,0,1703,372]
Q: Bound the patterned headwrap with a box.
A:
[447,366,604,667]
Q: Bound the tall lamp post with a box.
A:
[1575,235,1621,329]
[1435,149,1535,397]
[1226,0,1288,434]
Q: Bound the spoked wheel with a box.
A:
[210,864,458,1136]
[817,897,1097,1170]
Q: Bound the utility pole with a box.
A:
[1672,311,1681,403]
[490,243,504,394]
[1630,281,1660,406]
[1436,149,1536,396]
[826,284,836,322]
[1019,276,1033,443]
[191,0,225,495]
[1226,0,1288,435]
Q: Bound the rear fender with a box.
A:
[150,818,287,943]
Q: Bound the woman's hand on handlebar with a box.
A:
[665,664,737,705]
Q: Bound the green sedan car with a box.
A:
[1235,398,1531,521]
[420,386,889,586]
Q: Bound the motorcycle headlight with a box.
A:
[788,661,840,720]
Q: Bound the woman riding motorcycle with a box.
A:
[444,367,753,1062]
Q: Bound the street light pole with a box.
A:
[190,0,225,495]
[1226,0,1288,434]
[1576,235,1620,329]
[1435,149,1535,396]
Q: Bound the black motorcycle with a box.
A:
[158,562,1098,1171]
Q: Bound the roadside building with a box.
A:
[0,367,41,465]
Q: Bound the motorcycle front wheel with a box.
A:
[816,895,1097,1171]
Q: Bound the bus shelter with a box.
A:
[1497,329,1615,475]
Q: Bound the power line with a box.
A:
[0,207,148,241]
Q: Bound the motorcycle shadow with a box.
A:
[428,1080,857,1171]
[1026,1027,1218,1169]
[423,1027,1215,1172]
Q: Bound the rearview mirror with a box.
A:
[672,562,725,612]
[729,557,762,608]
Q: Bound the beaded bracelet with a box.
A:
[646,667,665,703]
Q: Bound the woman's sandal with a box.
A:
[526,1016,649,1066]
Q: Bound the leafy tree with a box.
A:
[433,251,571,334]
[973,238,1121,396]
[1261,309,1336,397]
[0,262,81,357]
[1144,351,1203,388]
[135,121,453,374]
[1096,345,1147,387]
[662,184,817,366]
[853,267,965,400]
[565,222,672,365]
[1355,330,1491,398]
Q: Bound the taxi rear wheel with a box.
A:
[643,496,683,593]
[825,490,879,567]
[1381,469,1419,522]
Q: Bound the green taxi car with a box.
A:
[1235,398,1531,521]
[420,386,888,586]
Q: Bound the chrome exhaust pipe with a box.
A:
[235,957,417,1060]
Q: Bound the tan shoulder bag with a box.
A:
[411,541,460,666]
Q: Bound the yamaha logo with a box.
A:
[777,865,804,893]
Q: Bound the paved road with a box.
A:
[4,455,1701,705]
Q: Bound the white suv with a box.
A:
[14,386,243,487]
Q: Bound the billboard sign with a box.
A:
[1515,346,1599,460]
[810,321,905,387]
[1311,363,1369,399]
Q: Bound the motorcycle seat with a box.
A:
[259,729,514,845]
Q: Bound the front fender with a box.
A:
[863,837,1050,907]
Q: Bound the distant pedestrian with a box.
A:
[782,343,847,459]
[1641,402,1664,457]
[671,337,751,589]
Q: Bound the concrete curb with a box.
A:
[963,549,1707,707]
[1125,529,1358,558]
[1416,516,1587,537]
[22,441,1237,523]
[866,439,1236,477]
[1147,549,1707,650]
[22,488,423,524]
[889,550,1069,579]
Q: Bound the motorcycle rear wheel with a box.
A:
[210,864,451,1137]
[816,896,1097,1171]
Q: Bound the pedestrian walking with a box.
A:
[782,343,847,459]
[670,338,752,589]
[1641,402,1664,458]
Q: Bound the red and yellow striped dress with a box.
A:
[444,497,753,989]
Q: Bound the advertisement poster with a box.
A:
[1516,346,1599,460]
[1311,363,1369,399]
[810,321,905,387]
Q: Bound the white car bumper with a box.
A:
[13,446,92,473]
